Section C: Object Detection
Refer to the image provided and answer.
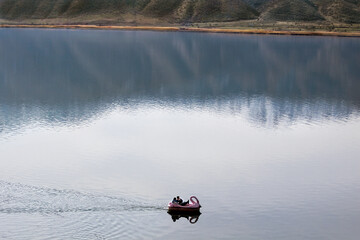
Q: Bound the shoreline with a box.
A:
[1,24,360,37]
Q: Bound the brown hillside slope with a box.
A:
[174,0,259,22]
[260,0,324,21]
[193,0,259,22]
[313,0,360,23]
[142,0,183,17]
[0,0,258,22]
[242,0,270,9]
[1,0,360,24]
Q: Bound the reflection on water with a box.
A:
[0,29,360,133]
[168,212,201,224]
[1,29,360,240]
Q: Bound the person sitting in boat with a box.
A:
[172,196,189,206]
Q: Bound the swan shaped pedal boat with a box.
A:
[168,196,201,213]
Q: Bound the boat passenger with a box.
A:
[173,196,189,206]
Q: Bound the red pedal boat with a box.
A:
[168,196,201,213]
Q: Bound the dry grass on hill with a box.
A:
[1,0,360,32]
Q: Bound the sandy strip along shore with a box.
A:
[1,24,360,37]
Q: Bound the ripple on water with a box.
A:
[0,181,166,239]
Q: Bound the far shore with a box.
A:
[1,24,360,37]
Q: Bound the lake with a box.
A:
[0,28,360,240]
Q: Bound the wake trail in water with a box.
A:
[0,180,164,215]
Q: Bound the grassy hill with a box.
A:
[175,0,259,22]
[0,0,259,23]
[0,0,359,25]
[242,0,270,9]
[260,0,324,21]
[313,0,360,23]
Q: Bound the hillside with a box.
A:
[0,0,359,25]
[260,0,324,21]
[0,0,259,23]
[242,0,270,9]
[176,0,259,22]
[314,0,360,23]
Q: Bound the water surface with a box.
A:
[0,28,360,239]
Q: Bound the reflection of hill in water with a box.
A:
[0,29,359,130]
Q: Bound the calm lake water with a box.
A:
[1,28,360,239]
